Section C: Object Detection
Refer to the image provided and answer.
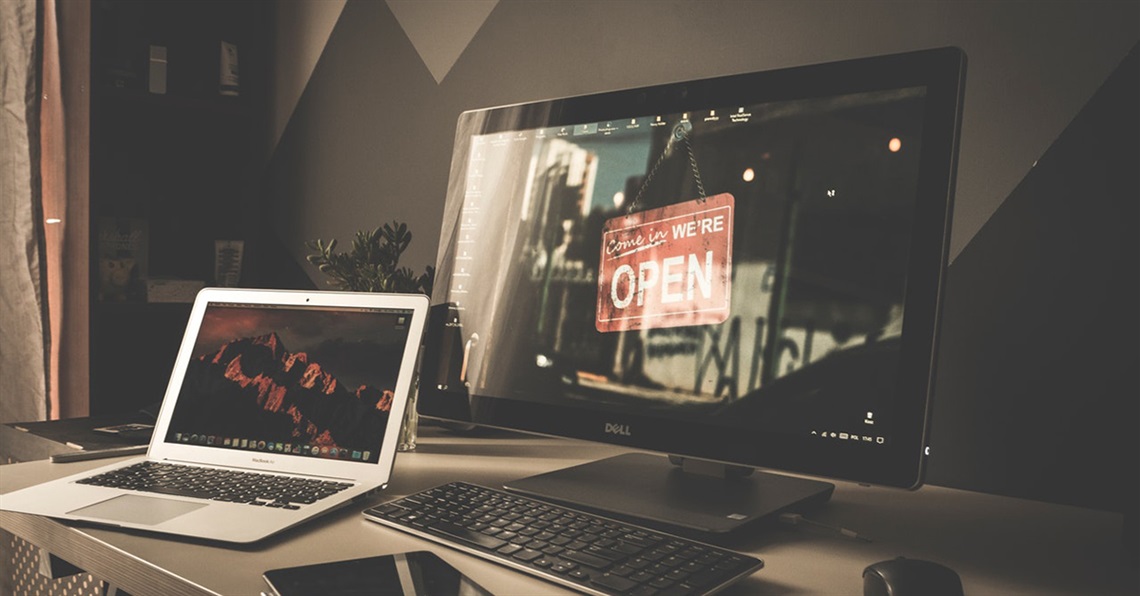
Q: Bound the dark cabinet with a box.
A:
[88,0,270,415]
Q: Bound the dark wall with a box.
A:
[264,0,1139,518]
[931,46,1138,527]
[267,0,1138,279]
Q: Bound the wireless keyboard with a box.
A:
[363,482,763,595]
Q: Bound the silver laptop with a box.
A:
[1,288,428,543]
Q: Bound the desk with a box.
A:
[1,427,1134,595]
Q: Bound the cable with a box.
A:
[779,512,873,542]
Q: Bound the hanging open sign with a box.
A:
[596,193,734,333]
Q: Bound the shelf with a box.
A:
[96,85,244,116]
[92,300,196,312]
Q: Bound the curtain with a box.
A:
[53,0,90,420]
[41,0,66,419]
[0,0,48,423]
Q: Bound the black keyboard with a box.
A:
[75,461,353,509]
[363,482,763,596]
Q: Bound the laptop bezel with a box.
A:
[147,288,428,482]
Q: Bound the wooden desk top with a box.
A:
[2,426,1134,595]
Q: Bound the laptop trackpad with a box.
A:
[70,494,207,525]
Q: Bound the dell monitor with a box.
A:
[418,47,966,534]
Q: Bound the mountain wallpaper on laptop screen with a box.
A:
[171,331,395,452]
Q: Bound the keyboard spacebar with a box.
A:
[427,521,507,550]
[140,486,216,499]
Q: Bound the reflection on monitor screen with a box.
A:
[420,48,966,533]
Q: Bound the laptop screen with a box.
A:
[163,301,416,465]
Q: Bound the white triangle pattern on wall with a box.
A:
[386,0,499,84]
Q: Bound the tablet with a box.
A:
[262,551,492,596]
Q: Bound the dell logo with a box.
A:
[604,423,631,437]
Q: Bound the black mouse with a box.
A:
[863,557,963,596]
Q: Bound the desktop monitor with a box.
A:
[418,47,966,533]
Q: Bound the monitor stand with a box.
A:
[504,452,834,535]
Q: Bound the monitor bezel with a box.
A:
[419,47,966,489]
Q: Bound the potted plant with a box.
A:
[306,221,434,450]
[305,221,433,295]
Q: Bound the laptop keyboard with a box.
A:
[364,482,763,596]
[75,461,353,509]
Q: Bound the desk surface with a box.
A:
[1,426,1135,596]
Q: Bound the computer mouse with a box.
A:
[863,557,963,596]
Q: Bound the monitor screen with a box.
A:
[419,48,965,497]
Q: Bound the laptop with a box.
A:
[0,288,428,543]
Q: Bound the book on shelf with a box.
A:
[96,217,148,302]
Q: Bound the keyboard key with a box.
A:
[614,541,642,555]
[585,545,625,561]
[512,548,543,562]
[630,570,655,583]
[592,573,639,592]
[627,557,652,570]
[428,521,508,550]
[550,561,577,574]
[561,549,611,569]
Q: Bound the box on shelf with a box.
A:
[145,278,206,303]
